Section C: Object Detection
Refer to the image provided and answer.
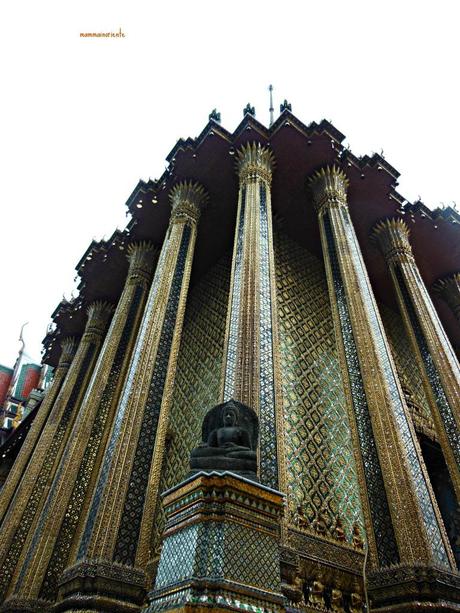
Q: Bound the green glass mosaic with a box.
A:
[152,255,231,547]
[274,229,363,538]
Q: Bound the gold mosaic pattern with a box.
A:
[153,255,231,544]
[379,302,436,438]
[274,230,363,538]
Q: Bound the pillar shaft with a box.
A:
[221,142,285,491]
[309,167,454,571]
[0,302,113,600]
[0,337,78,524]
[372,220,460,499]
[2,243,158,606]
[53,181,207,613]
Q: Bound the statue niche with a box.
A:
[189,399,258,481]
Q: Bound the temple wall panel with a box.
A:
[274,229,364,539]
[153,254,231,547]
[379,302,437,440]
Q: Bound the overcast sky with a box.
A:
[1,0,459,367]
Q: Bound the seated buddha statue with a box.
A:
[190,399,258,480]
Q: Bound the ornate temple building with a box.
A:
[0,104,460,613]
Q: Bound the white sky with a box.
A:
[1,0,459,367]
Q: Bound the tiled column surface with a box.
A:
[0,243,159,610]
[0,301,113,601]
[309,167,454,572]
[372,219,460,499]
[433,273,460,324]
[221,142,285,491]
[0,337,78,523]
[55,182,207,613]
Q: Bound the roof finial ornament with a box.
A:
[209,109,221,123]
[280,99,292,113]
[243,103,255,117]
[269,84,274,127]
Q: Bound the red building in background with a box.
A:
[0,366,13,406]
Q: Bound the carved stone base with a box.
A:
[368,564,460,612]
[55,559,147,613]
[0,597,51,613]
[142,471,286,612]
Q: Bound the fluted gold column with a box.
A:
[371,219,460,498]
[0,243,159,610]
[221,142,285,491]
[434,273,460,324]
[0,337,78,524]
[308,167,454,572]
[0,301,113,601]
[54,182,207,613]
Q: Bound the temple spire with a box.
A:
[269,84,274,127]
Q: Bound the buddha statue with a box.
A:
[189,399,258,480]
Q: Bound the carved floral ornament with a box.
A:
[370,217,414,263]
[308,165,349,213]
[236,141,275,185]
[169,180,208,224]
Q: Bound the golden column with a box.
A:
[55,181,207,613]
[433,272,460,324]
[371,219,460,498]
[308,167,454,573]
[0,336,78,523]
[0,301,113,601]
[0,242,159,609]
[221,142,285,491]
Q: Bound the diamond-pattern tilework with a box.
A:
[222,522,280,591]
[152,256,231,548]
[379,302,435,435]
[274,229,363,539]
[155,521,279,592]
[258,184,278,488]
[155,524,199,589]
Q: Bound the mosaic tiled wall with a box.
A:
[379,302,436,440]
[274,229,363,538]
[153,255,231,543]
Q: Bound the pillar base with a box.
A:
[368,564,460,612]
[0,597,51,613]
[143,471,286,612]
[55,559,147,613]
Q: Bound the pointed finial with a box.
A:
[209,109,221,123]
[269,84,274,127]
[243,103,255,117]
[280,99,292,113]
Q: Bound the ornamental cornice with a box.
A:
[169,180,208,225]
[308,166,349,214]
[236,142,275,185]
[370,218,414,265]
